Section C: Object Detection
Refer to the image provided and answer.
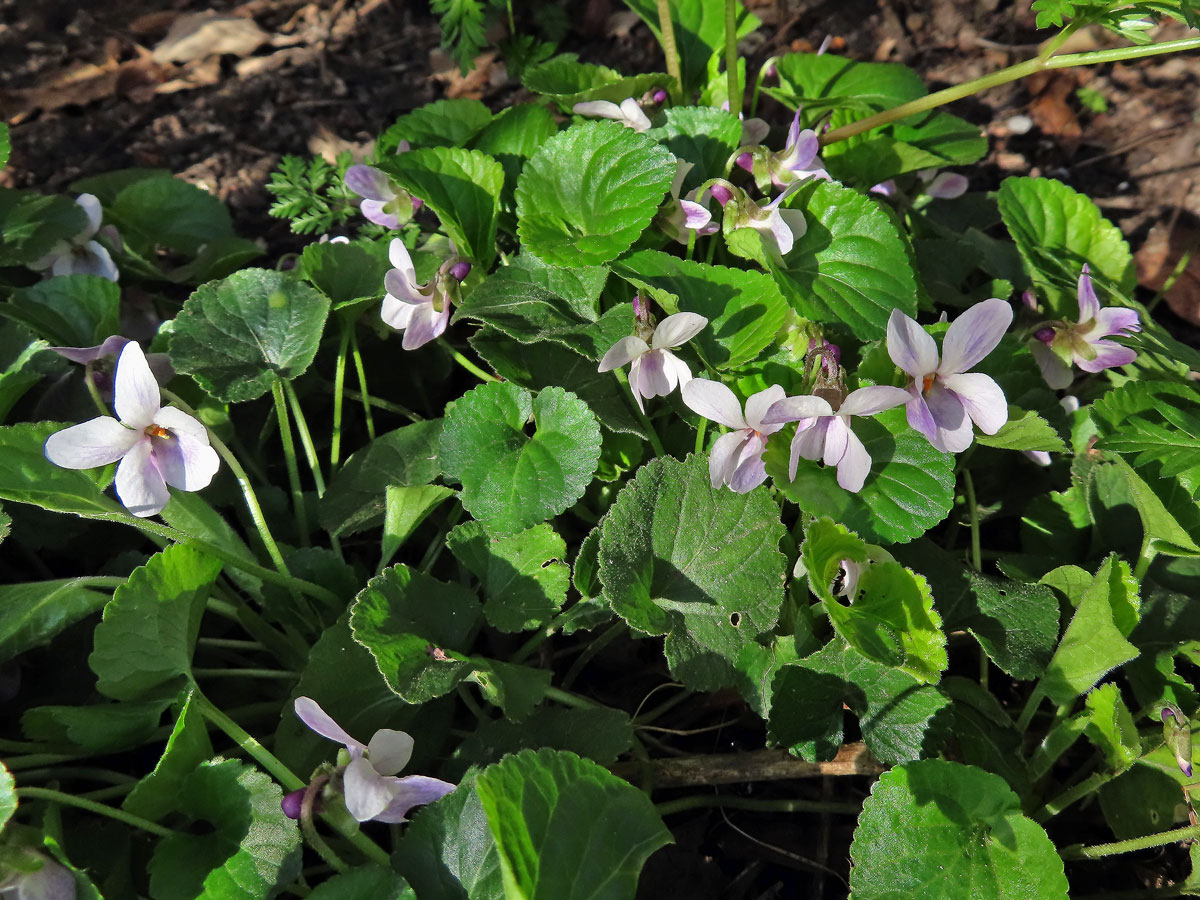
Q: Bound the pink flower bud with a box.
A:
[652,89,667,104]
[450,261,471,282]
[281,789,305,819]
[1034,327,1056,344]
[1021,290,1038,310]
[736,153,754,173]
[710,184,733,207]
[411,197,424,212]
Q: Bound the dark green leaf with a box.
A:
[112,176,236,256]
[7,275,121,347]
[124,690,214,822]
[380,98,494,153]
[962,574,1060,680]
[0,578,110,664]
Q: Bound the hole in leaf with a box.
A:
[729,612,742,627]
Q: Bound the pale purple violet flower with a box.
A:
[381,238,461,350]
[747,186,807,256]
[769,109,831,189]
[29,193,118,282]
[1030,265,1140,390]
[573,98,651,132]
[50,335,174,398]
[720,101,770,144]
[682,380,786,493]
[344,164,421,229]
[917,169,968,199]
[43,342,219,517]
[761,385,910,492]
[294,696,455,823]
[599,309,707,413]
[658,162,719,244]
[886,298,1013,453]
[0,849,76,900]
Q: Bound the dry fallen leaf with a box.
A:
[431,51,501,100]
[1137,221,1200,326]
[152,11,269,64]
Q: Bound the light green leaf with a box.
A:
[769,180,919,341]
[307,866,416,900]
[475,748,673,900]
[1110,454,1200,557]
[0,578,110,664]
[1093,381,1200,485]
[378,147,503,267]
[7,275,121,347]
[470,104,559,161]
[147,759,301,900]
[645,106,743,194]
[766,407,955,545]
[299,238,389,309]
[849,760,1069,900]
[90,544,222,701]
[770,52,926,121]
[502,252,609,311]
[621,0,758,94]
[615,250,788,369]
[1,760,14,832]
[112,175,236,256]
[1099,763,1186,840]
[169,268,331,403]
[447,521,569,632]
[962,574,1060,680]
[380,98,494,152]
[124,690,214,822]
[598,453,786,691]
[439,383,601,534]
[976,407,1068,453]
[382,484,457,568]
[23,695,174,753]
[1041,556,1141,705]
[319,420,444,537]
[523,54,672,110]
[1084,682,1141,772]
[0,191,88,267]
[468,660,550,722]
[515,121,676,267]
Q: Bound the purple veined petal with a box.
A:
[653,312,708,349]
[1030,340,1074,390]
[1076,264,1100,322]
[835,423,873,493]
[343,757,395,822]
[294,696,367,755]
[114,437,170,517]
[822,415,850,468]
[50,335,130,366]
[761,394,833,426]
[786,419,821,480]
[787,130,821,172]
[682,379,747,429]
[153,406,209,440]
[924,380,974,452]
[870,180,897,196]
[344,164,392,202]
[113,342,161,429]
[366,728,414,776]
[636,349,673,398]
[373,775,457,824]
[680,200,712,231]
[573,100,623,120]
[938,298,1012,375]
[598,335,650,372]
[387,238,419,290]
[778,208,807,247]
[728,432,770,493]
[381,294,417,331]
[44,416,140,469]
[838,385,910,418]
[923,172,968,199]
[627,357,648,414]
[941,372,1008,435]
[744,384,788,431]
[786,109,802,153]
[707,430,748,488]
[905,390,939,445]
[887,309,939,378]
[151,427,220,492]
[1024,450,1052,467]
[1087,305,1141,338]
[741,117,771,145]
[361,199,403,230]
[384,268,428,306]
[75,193,104,240]
[401,301,450,351]
[660,350,693,393]
[1076,339,1138,373]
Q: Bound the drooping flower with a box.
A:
[573,98,651,132]
[870,169,967,200]
[738,109,831,192]
[344,163,421,229]
[49,335,174,400]
[0,848,76,900]
[599,302,707,413]
[710,180,807,256]
[381,238,468,350]
[29,193,118,282]
[886,298,1013,453]
[682,379,786,493]
[656,162,719,244]
[1029,265,1140,390]
[761,384,909,492]
[44,342,219,518]
[294,696,455,823]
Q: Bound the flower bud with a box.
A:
[652,89,668,103]
[710,184,733,207]
[281,789,305,819]
[1034,327,1056,344]
[450,261,472,282]
[1021,290,1038,310]
[736,153,754,173]
[411,196,424,212]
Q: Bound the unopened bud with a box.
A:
[411,196,424,212]
[710,184,733,207]
[1021,290,1038,310]
[652,89,668,104]
[281,789,305,819]
[1034,327,1056,344]
[450,261,471,282]
[736,152,754,173]
[1162,705,1193,777]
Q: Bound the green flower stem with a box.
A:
[544,686,600,709]
[197,636,266,652]
[16,786,177,838]
[724,0,741,118]
[161,390,291,578]
[962,470,982,573]
[273,381,310,547]
[561,623,625,690]
[82,364,110,417]
[337,386,420,420]
[694,416,708,455]
[448,347,499,383]
[13,767,136,786]
[655,0,683,104]
[194,694,391,867]
[300,775,347,874]
[656,793,861,817]
[614,368,667,457]
[331,323,351,470]
[510,611,571,665]
[1061,822,1200,860]
[417,504,462,574]
[1034,769,1119,823]
[193,667,298,681]
[3,754,82,771]
[82,784,137,803]
[821,36,1200,148]
[634,686,691,725]
[349,328,377,441]
[283,381,327,497]
[1015,683,1046,733]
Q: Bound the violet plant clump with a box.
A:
[2,1,1199,896]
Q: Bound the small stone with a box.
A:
[1006,114,1034,135]
[996,152,1027,171]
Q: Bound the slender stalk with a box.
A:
[13,767,136,785]
[821,36,1200,147]
[963,470,982,573]
[161,390,291,577]
[348,329,376,441]
[193,667,298,680]
[82,364,110,416]
[273,382,310,546]
[694,417,708,456]
[1015,683,1046,733]
[1036,20,1080,62]
[300,775,347,873]
[331,324,351,470]
[1034,770,1118,823]
[1061,823,1200,860]
[614,368,666,457]
[655,0,683,103]
[283,381,327,497]
[544,686,600,709]
[561,623,624,690]
[337,386,420,420]
[656,793,861,817]
[197,637,265,652]
[17,787,177,838]
[448,347,498,383]
[724,0,741,117]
